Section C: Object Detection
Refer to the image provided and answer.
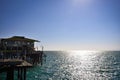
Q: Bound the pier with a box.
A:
[0,36,44,80]
[0,59,32,80]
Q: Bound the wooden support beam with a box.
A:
[20,68,23,80]
[24,68,26,80]
[6,66,14,80]
[18,68,20,80]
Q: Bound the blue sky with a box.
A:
[0,0,120,50]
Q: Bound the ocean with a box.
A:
[1,51,120,80]
[27,51,120,80]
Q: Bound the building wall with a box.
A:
[0,39,34,52]
[1,40,34,47]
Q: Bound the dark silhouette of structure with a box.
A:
[0,36,44,80]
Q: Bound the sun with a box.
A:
[71,0,93,7]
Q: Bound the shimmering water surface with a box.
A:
[26,51,120,80]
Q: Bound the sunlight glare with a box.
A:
[68,50,98,59]
[71,0,93,7]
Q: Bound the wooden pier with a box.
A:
[0,36,45,80]
[0,51,44,80]
[0,59,33,80]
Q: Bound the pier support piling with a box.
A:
[24,68,26,80]
[6,66,14,80]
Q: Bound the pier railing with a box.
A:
[0,50,43,65]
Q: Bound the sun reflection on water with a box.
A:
[68,50,98,60]
[65,51,105,79]
[27,51,120,80]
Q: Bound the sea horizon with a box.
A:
[44,50,120,52]
[1,51,120,80]
[27,51,120,80]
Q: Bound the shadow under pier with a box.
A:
[0,59,32,80]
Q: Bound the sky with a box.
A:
[0,0,120,51]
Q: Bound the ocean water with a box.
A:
[26,51,120,80]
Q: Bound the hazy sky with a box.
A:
[0,0,120,51]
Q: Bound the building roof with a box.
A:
[1,36,40,42]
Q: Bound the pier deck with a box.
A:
[0,59,23,65]
[0,59,33,80]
